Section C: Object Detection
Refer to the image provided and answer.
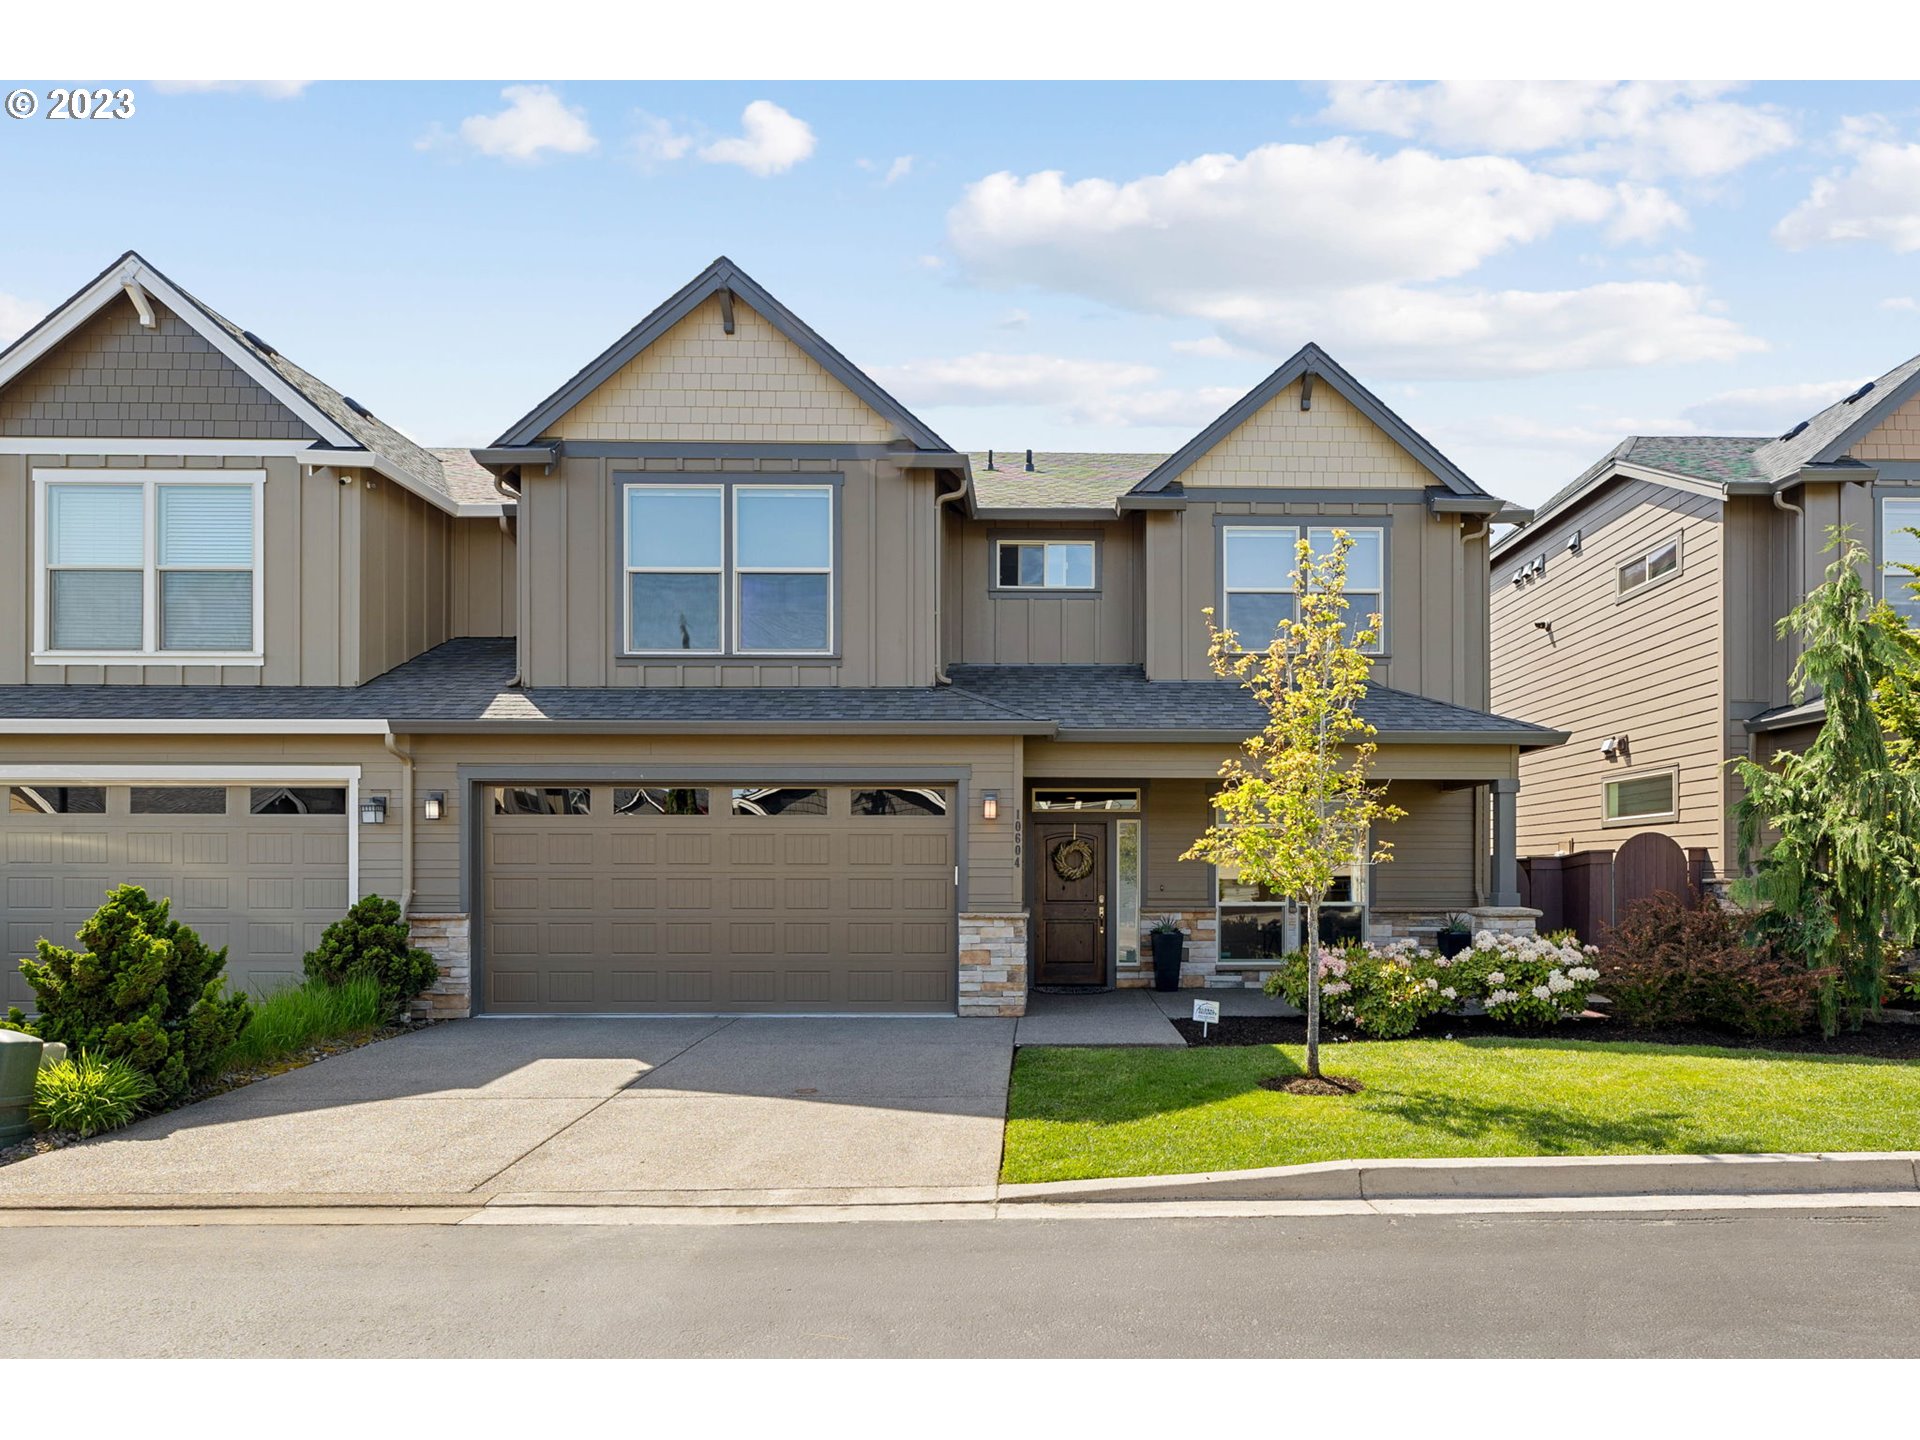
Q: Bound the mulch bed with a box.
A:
[1171,1011,1920,1059]
[1260,1074,1365,1096]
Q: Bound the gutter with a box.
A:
[1045,725,1571,748]
[382,731,415,918]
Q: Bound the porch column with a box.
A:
[1489,778,1521,907]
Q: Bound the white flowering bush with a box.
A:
[1450,929,1599,1027]
[1265,939,1454,1038]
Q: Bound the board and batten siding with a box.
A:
[1491,477,1726,870]
[1371,780,1483,909]
[942,513,1145,665]
[450,516,517,638]
[356,476,453,683]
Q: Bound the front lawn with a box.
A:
[1001,1037,1920,1184]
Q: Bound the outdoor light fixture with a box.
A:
[359,795,388,825]
[982,790,1000,821]
[422,791,444,822]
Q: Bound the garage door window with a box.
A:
[731,786,828,817]
[852,788,949,817]
[614,787,711,816]
[130,786,227,815]
[249,786,348,815]
[9,785,106,814]
[491,787,591,816]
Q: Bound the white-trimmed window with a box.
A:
[1221,524,1384,652]
[995,539,1095,590]
[622,481,833,656]
[1880,497,1920,624]
[35,471,263,661]
[1617,534,1681,598]
[1604,769,1678,824]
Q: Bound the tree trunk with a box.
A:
[1304,896,1322,1080]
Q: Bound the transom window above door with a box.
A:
[622,481,834,655]
[994,539,1095,590]
[35,471,263,661]
[1221,524,1383,652]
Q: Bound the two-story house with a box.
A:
[1490,353,1920,894]
[0,251,1561,1020]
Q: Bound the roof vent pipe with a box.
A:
[986,450,995,471]
[1025,449,1034,472]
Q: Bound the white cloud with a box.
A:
[151,80,308,99]
[1605,184,1689,244]
[1170,335,1251,359]
[1319,81,1794,181]
[0,292,43,346]
[1776,120,1920,252]
[630,114,693,168]
[1885,296,1920,312]
[995,308,1031,331]
[860,155,914,186]
[1628,249,1708,280]
[699,100,815,177]
[874,353,1157,407]
[947,139,1754,377]
[1070,386,1245,429]
[1680,379,1864,433]
[449,85,596,162]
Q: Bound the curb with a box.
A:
[997,1152,1920,1205]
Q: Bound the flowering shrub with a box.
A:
[1450,929,1599,1028]
[1265,939,1453,1038]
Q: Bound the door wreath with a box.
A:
[1051,836,1096,882]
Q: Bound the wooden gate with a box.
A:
[1612,831,1692,914]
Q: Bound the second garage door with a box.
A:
[482,782,956,1014]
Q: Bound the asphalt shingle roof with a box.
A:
[428,448,509,508]
[967,452,1167,512]
[1750,355,1920,480]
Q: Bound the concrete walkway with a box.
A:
[1014,987,1295,1048]
[0,1017,1016,1205]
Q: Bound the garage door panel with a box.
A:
[610,834,657,867]
[901,834,949,867]
[248,877,295,910]
[663,877,711,910]
[729,833,776,866]
[184,877,231,909]
[304,876,348,910]
[784,877,831,910]
[612,876,657,909]
[247,834,297,866]
[729,970,777,1003]
[729,876,777,909]
[782,833,833,865]
[784,922,830,953]
[490,877,543,911]
[8,877,54,909]
[729,921,776,953]
[903,921,950,954]
[127,833,174,864]
[665,922,712,955]
[179,833,227,866]
[664,835,711,867]
[847,922,893,954]
[663,971,713,1004]
[611,921,656,954]
[610,970,658,1004]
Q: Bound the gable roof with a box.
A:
[492,256,953,452]
[1749,352,1920,481]
[1131,343,1486,497]
[0,251,498,517]
[967,451,1167,513]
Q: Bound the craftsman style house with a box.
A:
[0,252,1561,1019]
[1490,355,1920,892]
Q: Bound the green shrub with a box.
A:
[303,896,439,1013]
[31,1052,156,1138]
[221,973,389,1069]
[1265,940,1454,1038]
[4,885,251,1104]
[1601,894,1827,1038]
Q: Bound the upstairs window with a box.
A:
[622,481,834,656]
[1618,535,1681,598]
[37,473,261,659]
[1221,524,1384,652]
[994,539,1095,590]
[1881,498,1920,624]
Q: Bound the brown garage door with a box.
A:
[1,781,352,1009]
[482,782,956,1014]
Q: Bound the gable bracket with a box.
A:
[1299,372,1313,411]
[719,288,736,335]
[119,276,156,329]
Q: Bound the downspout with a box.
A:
[934,481,969,685]
[493,466,525,687]
[383,730,414,918]
[1772,483,1804,600]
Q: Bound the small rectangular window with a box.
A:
[1881,497,1920,624]
[1619,535,1682,597]
[994,540,1095,590]
[613,787,711,816]
[249,786,348,815]
[9,785,106,815]
[1030,788,1140,812]
[731,787,828,817]
[490,786,591,816]
[851,787,949,817]
[129,785,226,815]
[1605,772,1677,822]
[735,487,834,653]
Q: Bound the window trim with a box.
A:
[732,484,835,656]
[32,469,265,666]
[1602,767,1680,826]
[1878,493,1920,619]
[621,483,725,657]
[990,537,1100,593]
[1616,532,1682,602]
[1218,520,1387,655]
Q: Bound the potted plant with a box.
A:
[1149,917,1185,991]
[1436,913,1474,960]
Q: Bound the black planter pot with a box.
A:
[1150,930,1185,991]
[1437,930,1473,960]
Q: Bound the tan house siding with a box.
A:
[356,477,452,682]
[1851,392,1920,460]
[1372,781,1483,909]
[450,517,517,638]
[1492,477,1726,869]
[1179,379,1431,489]
[518,454,939,688]
[0,298,317,441]
[943,514,1145,665]
[547,295,898,445]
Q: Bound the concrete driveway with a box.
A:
[0,1017,1016,1206]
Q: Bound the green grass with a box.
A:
[220,974,388,1071]
[1002,1037,1920,1184]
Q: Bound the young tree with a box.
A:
[1733,529,1920,1031]
[1183,530,1402,1080]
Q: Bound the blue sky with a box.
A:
[6,79,1920,504]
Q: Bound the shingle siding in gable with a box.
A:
[1850,390,1920,461]
[1177,379,1428,489]
[0,298,318,440]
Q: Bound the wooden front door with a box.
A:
[1032,820,1108,987]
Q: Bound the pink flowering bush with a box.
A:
[1449,929,1599,1028]
[1265,939,1453,1038]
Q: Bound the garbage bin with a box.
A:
[0,1029,44,1145]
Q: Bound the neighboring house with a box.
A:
[1490,353,1920,893]
[0,251,1561,1021]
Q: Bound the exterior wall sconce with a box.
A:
[359,795,388,825]
[422,791,445,822]
[982,790,1000,821]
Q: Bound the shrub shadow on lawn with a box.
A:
[1363,1088,1748,1156]
[1451,1034,1913,1068]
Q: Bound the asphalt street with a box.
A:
[2,1206,1916,1357]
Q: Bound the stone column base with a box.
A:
[1468,905,1543,937]
[408,913,472,1019]
[959,912,1029,1017]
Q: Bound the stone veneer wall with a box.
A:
[958,912,1029,1017]
[1116,909,1218,989]
[408,913,472,1019]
